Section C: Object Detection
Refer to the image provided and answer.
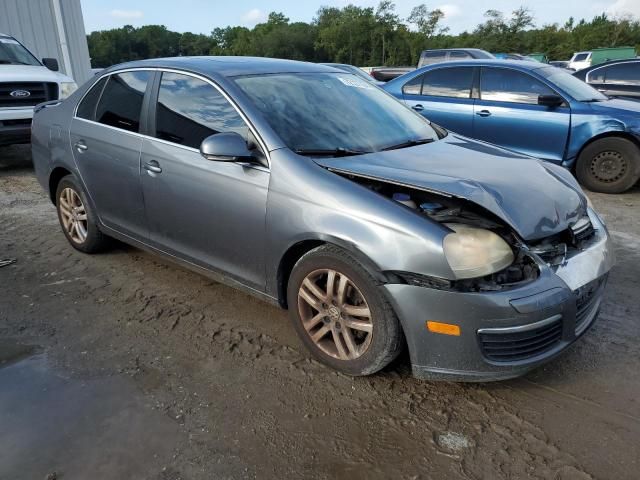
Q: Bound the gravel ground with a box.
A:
[1,144,639,480]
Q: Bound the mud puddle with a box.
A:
[0,340,181,480]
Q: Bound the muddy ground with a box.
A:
[1,144,639,480]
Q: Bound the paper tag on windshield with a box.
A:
[0,38,20,45]
[337,76,373,89]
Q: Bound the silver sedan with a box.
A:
[31,57,614,381]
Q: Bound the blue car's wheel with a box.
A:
[576,137,640,194]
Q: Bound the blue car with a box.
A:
[383,60,640,193]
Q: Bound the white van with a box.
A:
[568,51,592,71]
[1,33,77,146]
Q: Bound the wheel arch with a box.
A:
[48,166,72,204]
[572,131,640,172]
[275,235,391,309]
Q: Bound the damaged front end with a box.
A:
[330,170,601,294]
[331,171,541,291]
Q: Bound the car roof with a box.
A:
[105,56,340,77]
[416,59,548,70]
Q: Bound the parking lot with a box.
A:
[1,143,639,479]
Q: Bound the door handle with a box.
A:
[143,160,162,174]
[412,104,424,112]
[74,140,88,152]
[476,110,492,117]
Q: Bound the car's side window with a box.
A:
[480,68,555,105]
[449,51,471,59]
[155,72,249,149]
[421,67,473,99]
[419,51,445,66]
[76,76,108,121]
[95,71,151,133]
[602,63,639,85]
[402,74,424,95]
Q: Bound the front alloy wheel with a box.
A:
[298,269,373,360]
[288,245,404,376]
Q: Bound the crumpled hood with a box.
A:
[315,134,588,241]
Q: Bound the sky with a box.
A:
[80,0,640,35]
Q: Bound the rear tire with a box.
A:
[55,175,110,253]
[287,245,404,376]
[576,137,640,194]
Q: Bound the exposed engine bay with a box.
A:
[334,171,593,292]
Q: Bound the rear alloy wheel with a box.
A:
[576,137,640,194]
[55,175,110,253]
[59,187,88,245]
[288,245,404,376]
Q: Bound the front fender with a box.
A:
[566,106,640,164]
[264,149,455,298]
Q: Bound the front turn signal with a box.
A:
[426,321,461,336]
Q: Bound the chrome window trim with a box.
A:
[72,66,271,168]
[586,60,639,85]
[477,314,562,335]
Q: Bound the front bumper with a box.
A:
[385,209,614,382]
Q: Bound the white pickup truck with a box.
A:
[1,32,77,146]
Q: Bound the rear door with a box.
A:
[473,67,571,161]
[402,66,476,136]
[70,70,152,239]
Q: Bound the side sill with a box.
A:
[99,224,281,308]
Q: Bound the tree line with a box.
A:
[87,2,640,68]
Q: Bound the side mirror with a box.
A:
[538,94,563,108]
[42,58,59,71]
[200,132,253,162]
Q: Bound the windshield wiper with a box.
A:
[294,147,371,157]
[380,138,435,151]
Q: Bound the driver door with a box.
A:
[140,71,269,290]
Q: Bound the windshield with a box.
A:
[0,37,41,66]
[234,73,439,154]
[538,67,608,102]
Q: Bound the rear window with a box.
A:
[95,71,151,133]
[422,67,474,98]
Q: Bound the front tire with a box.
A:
[287,245,404,376]
[55,175,110,253]
[576,137,640,194]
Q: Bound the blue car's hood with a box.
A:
[592,97,640,115]
[315,134,588,241]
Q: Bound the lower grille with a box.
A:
[574,276,606,335]
[479,316,563,362]
[0,82,58,107]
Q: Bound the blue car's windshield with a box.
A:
[234,73,439,155]
[538,67,607,102]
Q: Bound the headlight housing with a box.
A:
[443,224,514,279]
[59,82,78,99]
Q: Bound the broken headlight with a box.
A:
[443,224,514,280]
